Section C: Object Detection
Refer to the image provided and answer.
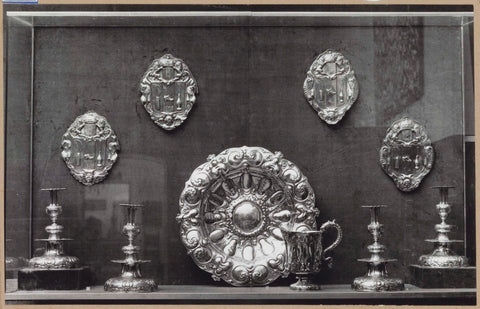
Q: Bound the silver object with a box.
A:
[6,239,25,270]
[352,205,404,292]
[61,111,120,186]
[140,54,198,130]
[281,221,342,290]
[105,204,157,292]
[418,186,469,267]
[303,50,359,125]
[177,146,318,286]
[28,188,80,269]
[5,256,22,270]
[380,117,434,192]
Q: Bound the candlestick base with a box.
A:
[419,254,469,268]
[28,255,79,269]
[104,276,158,293]
[352,275,405,292]
[352,262,404,292]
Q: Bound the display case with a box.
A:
[3,4,476,306]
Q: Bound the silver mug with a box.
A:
[281,220,342,290]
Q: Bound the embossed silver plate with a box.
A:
[380,117,434,192]
[177,146,319,286]
[303,50,359,125]
[140,54,198,130]
[61,111,120,186]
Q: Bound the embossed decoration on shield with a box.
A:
[303,50,359,125]
[61,111,120,186]
[140,54,198,130]
[379,117,434,192]
[176,146,319,287]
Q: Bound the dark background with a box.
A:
[5,6,474,287]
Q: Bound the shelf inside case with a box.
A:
[5,280,476,305]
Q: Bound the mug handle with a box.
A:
[319,220,343,256]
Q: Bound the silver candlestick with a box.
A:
[28,188,79,269]
[352,205,404,292]
[104,204,157,292]
[418,186,468,267]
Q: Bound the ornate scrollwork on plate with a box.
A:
[303,50,359,125]
[61,111,120,186]
[177,146,319,286]
[140,54,198,130]
[380,117,434,192]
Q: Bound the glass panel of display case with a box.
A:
[3,5,475,306]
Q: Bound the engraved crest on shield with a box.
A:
[379,117,434,192]
[140,54,198,130]
[303,50,359,125]
[61,111,120,186]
